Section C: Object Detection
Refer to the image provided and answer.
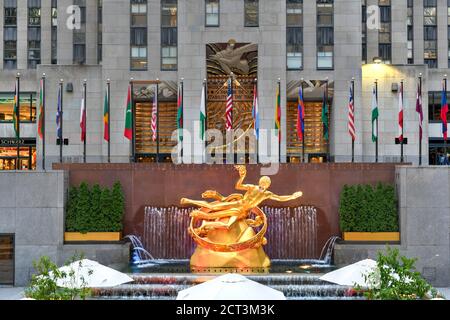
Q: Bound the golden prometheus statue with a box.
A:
[180,165,303,270]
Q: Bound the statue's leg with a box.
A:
[180,198,212,208]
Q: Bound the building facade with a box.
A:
[0,0,449,169]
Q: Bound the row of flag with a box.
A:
[17,78,449,157]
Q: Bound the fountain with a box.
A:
[91,166,355,300]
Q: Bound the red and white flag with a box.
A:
[398,82,404,142]
[226,77,233,131]
[348,84,356,141]
[80,87,86,142]
[151,86,158,141]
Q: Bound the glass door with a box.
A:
[0,235,14,286]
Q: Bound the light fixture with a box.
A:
[373,57,383,64]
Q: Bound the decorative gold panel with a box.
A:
[286,101,330,157]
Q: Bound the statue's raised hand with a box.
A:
[235,165,246,176]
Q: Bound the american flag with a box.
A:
[348,84,356,141]
[151,85,158,141]
[226,77,233,131]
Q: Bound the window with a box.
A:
[51,0,57,64]
[286,0,303,70]
[4,0,17,69]
[244,0,258,27]
[428,91,450,122]
[161,0,177,70]
[424,0,437,68]
[98,0,102,64]
[317,0,333,69]
[407,0,413,64]
[206,0,219,26]
[362,0,367,64]
[73,0,86,64]
[131,0,147,70]
[448,0,450,67]
[378,0,391,64]
[0,92,37,123]
[0,143,36,171]
[429,139,450,165]
[0,235,14,284]
[27,0,41,69]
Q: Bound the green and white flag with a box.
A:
[371,86,379,142]
[200,83,206,140]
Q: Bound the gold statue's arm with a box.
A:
[234,165,252,191]
[268,191,303,202]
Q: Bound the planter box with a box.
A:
[343,232,400,242]
[64,232,122,242]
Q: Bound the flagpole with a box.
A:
[301,78,305,163]
[351,77,355,163]
[203,79,207,164]
[325,77,329,162]
[278,78,281,163]
[180,78,184,162]
[255,77,259,164]
[418,74,422,166]
[375,79,379,163]
[83,79,87,163]
[16,73,20,170]
[400,79,404,163]
[107,79,111,163]
[445,75,448,162]
[59,79,64,163]
[42,73,46,170]
[130,78,135,163]
[156,79,160,163]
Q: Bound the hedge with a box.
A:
[339,183,398,232]
[66,181,125,233]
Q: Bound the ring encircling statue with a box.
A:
[180,165,303,270]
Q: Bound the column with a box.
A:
[437,0,448,69]
[391,0,407,64]
[366,0,379,62]
[41,0,52,64]
[85,0,98,64]
[17,0,28,69]
[57,0,74,65]
[413,0,424,65]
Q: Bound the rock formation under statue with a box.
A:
[180,165,303,270]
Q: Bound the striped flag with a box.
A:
[80,86,86,142]
[398,82,404,142]
[252,83,259,140]
[13,79,19,138]
[297,86,305,141]
[103,84,109,142]
[124,85,132,140]
[177,82,183,142]
[371,86,379,142]
[348,84,356,141]
[441,81,448,141]
[38,79,44,139]
[151,86,158,141]
[275,83,281,142]
[416,81,423,140]
[226,77,233,131]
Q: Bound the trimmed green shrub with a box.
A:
[339,183,398,232]
[65,181,125,233]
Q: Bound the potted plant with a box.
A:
[339,183,400,242]
[64,181,125,242]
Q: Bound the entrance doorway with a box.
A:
[0,235,14,286]
[132,81,178,163]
